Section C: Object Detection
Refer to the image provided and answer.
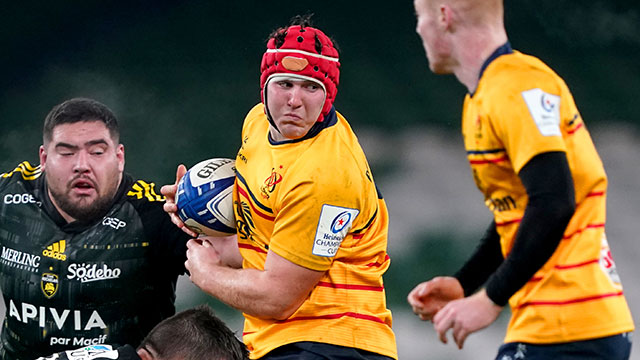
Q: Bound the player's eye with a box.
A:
[277,81,293,88]
[305,83,320,92]
[89,146,107,155]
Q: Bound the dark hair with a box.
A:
[267,14,340,55]
[43,97,119,144]
[140,305,249,360]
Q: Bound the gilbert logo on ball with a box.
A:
[176,158,236,236]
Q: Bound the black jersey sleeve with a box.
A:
[453,221,504,296]
[126,179,191,274]
[484,152,576,306]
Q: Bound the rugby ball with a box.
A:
[176,158,236,236]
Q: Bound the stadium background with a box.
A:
[1,1,639,359]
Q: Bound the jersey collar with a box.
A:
[472,42,514,96]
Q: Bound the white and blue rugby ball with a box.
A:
[176,158,236,236]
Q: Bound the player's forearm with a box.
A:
[194,265,304,320]
[454,221,503,296]
[202,235,243,269]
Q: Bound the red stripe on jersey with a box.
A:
[496,218,522,226]
[468,155,509,165]
[237,186,275,221]
[366,254,390,267]
[586,191,605,198]
[562,223,605,240]
[527,259,599,283]
[277,311,387,325]
[567,122,584,135]
[353,233,365,240]
[316,281,384,292]
[238,243,268,254]
[517,291,624,309]
[555,259,599,269]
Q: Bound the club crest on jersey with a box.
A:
[41,273,59,298]
[313,205,359,257]
[260,167,283,199]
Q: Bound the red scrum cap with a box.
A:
[260,24,340,122]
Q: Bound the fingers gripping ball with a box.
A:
[176,158,236,236]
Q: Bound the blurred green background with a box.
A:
[2,1,639,176]
[1,1,639,359]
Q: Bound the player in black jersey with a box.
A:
[0,98,191,359]
[35,305,249,360]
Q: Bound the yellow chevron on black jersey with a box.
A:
[1,161,42,180]
[127,180,165,202]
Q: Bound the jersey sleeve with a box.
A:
[488,70,568,173]
[267,161,374,272]
[127,180,191,273]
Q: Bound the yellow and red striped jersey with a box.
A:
[462,50,634,344]
[233,104,397,359]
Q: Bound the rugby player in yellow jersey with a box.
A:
[162,15,397,360]
[408,0,634,358]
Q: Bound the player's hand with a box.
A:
[432,289,502,349]
[185,238,223,288]
[407,276,464,321]
[161,165,197,237]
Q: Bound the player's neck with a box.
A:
[454,28,507,93]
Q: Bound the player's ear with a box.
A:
[39,145,47,171]
[439,4,453,30]
[116,144,125,172]
[136,347,155,360]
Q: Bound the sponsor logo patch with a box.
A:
[49,335,109,348]
[521,88,561,137]
[9,300,106,330]
[312,205,359,257]
[43,240,67,262]
[1,246,40,272]
[41,273,59,298]
[102,217,126,230]
[64,344,117,359]
[67,263,121,283]
[3,193,37,205]
[599,233,622,288]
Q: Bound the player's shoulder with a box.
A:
[124,177,166,208]
[487,51,561,92]
[0,161,42,190]
[1,161,42,181]
[247,103,265,117]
